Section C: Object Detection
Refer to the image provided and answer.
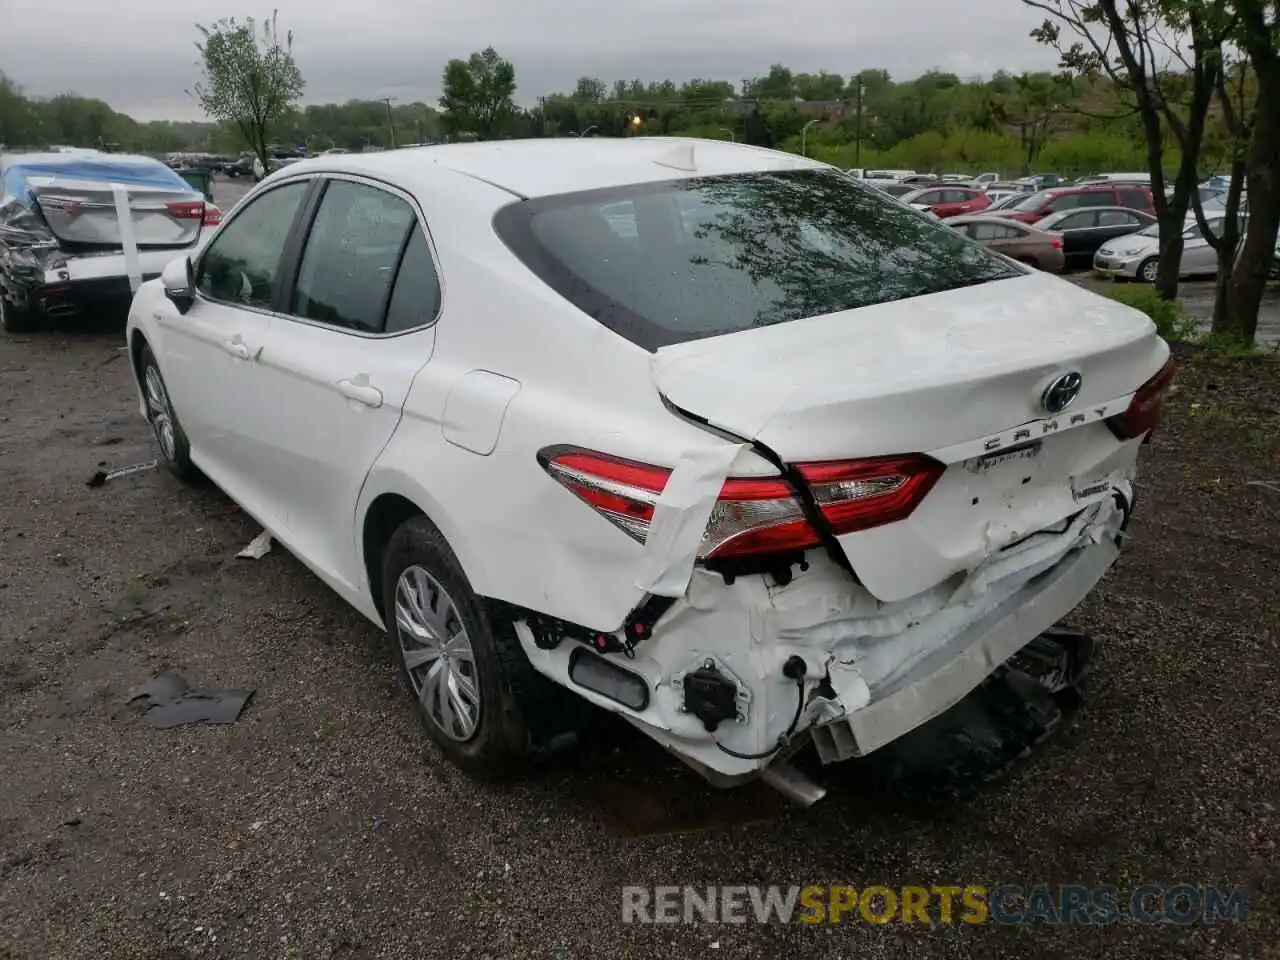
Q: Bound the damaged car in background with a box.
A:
[123,139,1175,804]
[0,151,221,333]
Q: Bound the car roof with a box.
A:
[277,137,830,199]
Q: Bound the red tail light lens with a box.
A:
[166,201,206,220]
[1107,357,1177,439]
[202,204,222,227]
[1050,235,1063,249]
[540,448,944,560]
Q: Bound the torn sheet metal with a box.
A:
[128,672,255,729]
[635,442,747,597]
[516,492,1127,781]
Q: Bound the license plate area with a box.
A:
[966,440,1043,475]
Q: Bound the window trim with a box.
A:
[277,172,446,339]
[192,176,319,318]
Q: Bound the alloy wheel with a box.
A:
[395,564,481,742]
[143,365,178,461]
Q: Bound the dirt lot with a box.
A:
[1,303,1278,958]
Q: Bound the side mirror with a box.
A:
[161,256,196,314]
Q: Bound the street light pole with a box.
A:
[801,119,820,157]
[854,81,864,168]
[380,96,397,149]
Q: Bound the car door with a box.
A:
[1054,210,1101,266]
[1180,220,1217,275]
[245,176,443,593]
[1095,210,1146,253]
[153,178,312,507]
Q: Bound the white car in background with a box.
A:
[124,138,1173,800]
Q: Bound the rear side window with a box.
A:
[1098,210,1139,227]
[493,170,1019,351]
[291,180,417,333]
[1119,189,1149,209]
[197,180,308,308]
[384,227,442,333]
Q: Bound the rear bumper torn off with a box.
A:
[514,491,1128,782]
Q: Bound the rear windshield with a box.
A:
[493,169,1020,351]
[1011,190,1056,212]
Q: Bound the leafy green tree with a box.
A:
[1026,0,1224,301]
[440,47,517,139]
[192,12,304,171]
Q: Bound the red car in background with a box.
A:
[900,185,990,219]
[991,183,1155,224]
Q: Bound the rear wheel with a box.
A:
[138,343,200,483]
[1138,257,1159,284]
[382,516,551,779]
[0,296,38,334]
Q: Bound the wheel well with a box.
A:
[362,493,425,619]
[128,330,148,389]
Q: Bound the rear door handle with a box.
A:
[221,337,253,360]
[337,378,384,408]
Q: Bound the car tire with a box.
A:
[1138,257,1159,284]
[138,342,201,483]
[0,296,38,334]
[381,516,547,780]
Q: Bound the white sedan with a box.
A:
[125,138,1173,799]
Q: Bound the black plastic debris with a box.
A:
[87,459,159,488]
[127,671,254,729]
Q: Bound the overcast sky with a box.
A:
[1,0,1059,121]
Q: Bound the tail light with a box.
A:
[540,448,944,560]
[203,204,222,227]
[166,201,206,220]
[1107,357,1177,439]
[1050,235,1063,249]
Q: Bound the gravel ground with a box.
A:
[2,245,1278,956]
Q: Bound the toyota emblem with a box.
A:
[1041,372,1083,414]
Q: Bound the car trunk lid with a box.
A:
[32,180,204,249]
[652,271,1169,601]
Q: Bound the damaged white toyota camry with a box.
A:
[124,138,1174,800]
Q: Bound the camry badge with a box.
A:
[1041,372,1083,415]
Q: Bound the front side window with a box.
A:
[493,169,1020,351]
[1098,210,1138,227]
[291,180,418,333]
[196,180,309,308]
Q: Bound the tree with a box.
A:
[1215,0,1280,346]
[192,11,304,171]
[1026,0,1224,302]
[440,47,517,140]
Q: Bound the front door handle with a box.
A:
[337,377,384,408]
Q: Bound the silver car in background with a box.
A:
[1094,215,1239,283]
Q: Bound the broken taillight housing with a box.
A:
[166,201,206,220]
[1106,357,1177,439]
[539,447,944,560]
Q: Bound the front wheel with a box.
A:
[1138,257,1159,284]
[381,517,541,779]
[138,343,201,483]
